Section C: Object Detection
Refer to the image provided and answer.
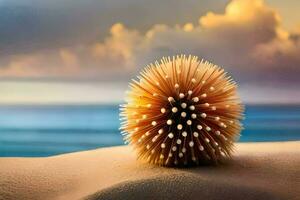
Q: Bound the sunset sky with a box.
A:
[0,0,299,104]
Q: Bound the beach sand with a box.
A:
[0,141,299,200]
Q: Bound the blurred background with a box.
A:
[0,0,299,156]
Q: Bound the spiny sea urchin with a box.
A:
[120,55,243,167]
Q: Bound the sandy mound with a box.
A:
[0,142,299,200]
[85,173,280,200]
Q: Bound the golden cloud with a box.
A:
[91,23,143,69]
[59,49,79,68]
[0,0,299,82]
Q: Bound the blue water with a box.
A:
[0,104,299,157]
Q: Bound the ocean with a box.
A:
[0,104,299,157]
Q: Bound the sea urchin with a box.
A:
[120,55,243,167]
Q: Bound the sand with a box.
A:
[0,141,299,200]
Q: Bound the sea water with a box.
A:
[0,104,299,157]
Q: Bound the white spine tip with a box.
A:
[199,145,204,151]
[161,143,166,148]
[189,105,195,110]
[177,139,182,145]
[201,80,206,84]
[215,116,220,121]
[187,120,192,125]
[182,147,187,153]
[191,78,196,83]
[205,138,210,143]
[168,97,174,102]
[188,90,193,95]
[167,119,172,125]
[201,93,207,98]
[179,93,185,99]
[161,108,166,113]
[206,126,211,131]
[181,103,187,109]
[215,130,221,135]
[177,124,183,130]
[204,103,210,107]
[211,106,216,110]
[182,131,187,137]
[209,86,215,91]
[181,112,187,118]
[191,113,197,119]
[189,141,194,147]
[172,107,178,113]
[168,132,174,138]
[152,136,157,142]
[192,97,199,102]
[201,113,207,118]
[151,121,157,126]
[193,132,199,137]
[179,152,183,158]
[172,146,177,151]
[158,129,164,134]
[197,125,203,130]
[174,83,179,89]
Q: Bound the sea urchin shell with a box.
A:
[120,55,243,167]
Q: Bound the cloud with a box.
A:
[0,23,144,79]
[0,0,299,85]
[59,49,78,68]
[134,0,300,83]
[91,23,143,69]
[252,28,300,81]
[0,0,225,55]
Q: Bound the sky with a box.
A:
[0,0,299,104]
